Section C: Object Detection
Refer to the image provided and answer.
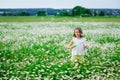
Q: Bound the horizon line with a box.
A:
[0,7,120,9]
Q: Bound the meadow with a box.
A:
[0,22,120,79]
[0,16,120,22]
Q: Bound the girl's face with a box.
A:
[74,29,81,38]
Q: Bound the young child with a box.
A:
[68,27,88,63]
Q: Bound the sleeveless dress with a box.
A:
[71,37,86,62]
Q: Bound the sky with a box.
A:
[0,0,120,9]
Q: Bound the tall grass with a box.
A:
[0,22,120,79]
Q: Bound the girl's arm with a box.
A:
[67,40,73,49]
[83,38,88,49]
[84,45,88,49]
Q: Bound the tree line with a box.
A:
[1,6,105,17]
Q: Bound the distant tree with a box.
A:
[18,12,30,16]
[80,14,91,17]
[58,11,69,16]
[99,11,105,16]
[72,6,92,16]
[2,12,7,16]
[54,12,58,16]
[93,10,97,16]
[37,11,46,16]
[7,13,12,16]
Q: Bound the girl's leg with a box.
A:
[71,55,75,62]
[77,55,85,63]
[71,55,79,63]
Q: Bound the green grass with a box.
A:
[0,16,120,22]
[0,22,120,79]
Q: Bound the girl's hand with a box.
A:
[67,40,74,49]
[84,45,88,49]
[67,46,72,49]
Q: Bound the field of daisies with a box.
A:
[0,22,120,80]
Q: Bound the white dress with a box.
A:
[72,37,86,56]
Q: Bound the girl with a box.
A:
[68,27,88,63]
